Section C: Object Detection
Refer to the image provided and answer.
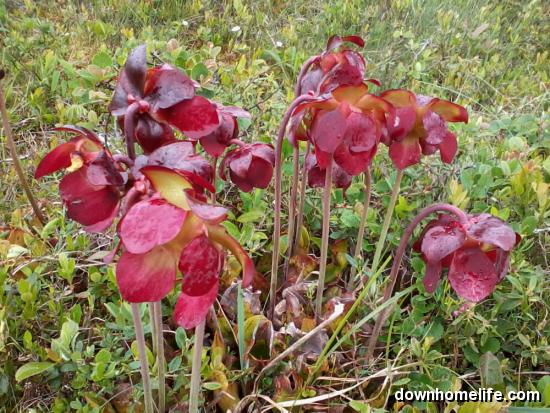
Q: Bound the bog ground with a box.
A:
[0,1,548,412]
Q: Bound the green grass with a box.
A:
[0,0,548,411]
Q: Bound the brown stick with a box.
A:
[0,70,46,225]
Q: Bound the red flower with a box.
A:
[116,168,256,328]
[219,142,275,192]
[198,105,251,158]
[305,151,351,191]
[414,213,520,302]
[380,90,468,170]
[298,35,367,95]
[35,126,125,232]
[109,45,219,153]
[294,83,391,176]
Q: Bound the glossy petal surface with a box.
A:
[179,235,222,296]
[157,95,220,139]
[448,248,498,302]
[174,280,218,329]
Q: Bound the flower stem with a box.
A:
[314,155,334,319]
[269,94,312,320]
[294,56,317,96]
[293,141,311,253]
[123,102,138,160]
[348,169,372,291]
[153,301,165,413]
[149,303,158,354]
[370,169,404,277]
[365,203,468,359]
[211,156,218,203]
[283,145,300,277]
[189,319,205,413]
[0,74,46,225]
[131,303,154,413]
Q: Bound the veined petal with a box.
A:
[387,106,417,140]
[467,214,517,251]
[423,261,443,293]
[186,194,227,225]
[380,89,416,107]
[144,64,195,110]
[428,98,468,123]
[116,245,178,302]
[439,131,458,163]
[355,93,393,113]
[174,280,218,329]
[156,95,220,139]
[134,115,176,154]
[388,136,421,169]
[448,248,498,302]
[119,198,187,254]
[331,84,370,105]
[421,223,465,264]
[311,106,348,153]
[179,235,222,296]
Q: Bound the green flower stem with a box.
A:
[153,301,165,412]
[189,319,206,413]
[348,169,372,291]
[131,303,154,413]
[148,303,158,354]
[284,144,300,277]
[369,169,404,276]
[314,155,334,319]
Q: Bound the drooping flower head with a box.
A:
[219,142,275,192]
[414,213,520,302]
[298,35,368,95]
[35,126,125,232]
[293,83,392,176]
[380,90,468,170]
[116,166,256,328]
[109,45,220,153]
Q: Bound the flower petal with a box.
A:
[467,214,517,251]
[421,223,465,264]
[174,280,218,329]
[186,194,227,225]
[116,245,178,302]
[134,115,176,154]
[86,151,125,186]
[119,198,187,254]
[310,105,348,153]
[144,64,195,110]
[141,166,193,210]
[386,107,417,140]
[35,142,77,178]
[380,89,416,107]
[423,261,442,293]
[179,235,222,296]
[448,248,498,302]
[439,131,458,163]
[59,168,119,228]
[388,136,421,169]
[428,98,468,123]
[157,95,220,139]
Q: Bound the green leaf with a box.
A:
[237,210,264,223]
[15,362,54,382]
[479,352,505,393]
[92,51,112,68]
[202,381,222,390]
[191,62,208,80]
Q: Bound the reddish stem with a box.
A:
[284,144,300,277]
[293,141,311,252]
[365,203,468,359]
[294,56,318,96]
[123,102,139,160]
[229,139,246,148]
[269,94,313,320]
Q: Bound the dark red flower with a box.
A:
[35,126,125,232]
[298,35,367,95]
[415,213,519,302]
[198,105,250,158]
[294,83,391,176]
[380,90,468,169]
[109,45,220,153]
[305,151,351,191]
[219,142,275,192]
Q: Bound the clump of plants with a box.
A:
[30,36,520,411]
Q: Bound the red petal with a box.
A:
[179,235,222,296]
[147,141,196,166]
[250,143,275,165]
[119,198,187,254]
[423,261,442,293]
[428,98,468,123]
[116,245,178,302]
[420,223,465,264]
[141,166,193,210]
[174,280,218,329]
[246,157,273,189]
[134,115,176,154]
[229,150,253,178]
[157,95,220,139]
[144,65,195,110]
[439,131,458,163]
[199,113,236,157]
[422,111,448,145]
[85,203,119,233]
[109,45,147,116]
[59,168,119,228]
[311,106,348,153]
[387,107,417,140]
[186,194,227,225]
[299,67,324,95]
[86,151,125,186]
[467,214,517,251]
[333,141,376,176]
[341,35,365,47]
[35,142,77,178]
[206,224,256,287]
[388,137,421,169]
[319,63,364,93]
[229,170,254,192]
[448,248,498,302]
